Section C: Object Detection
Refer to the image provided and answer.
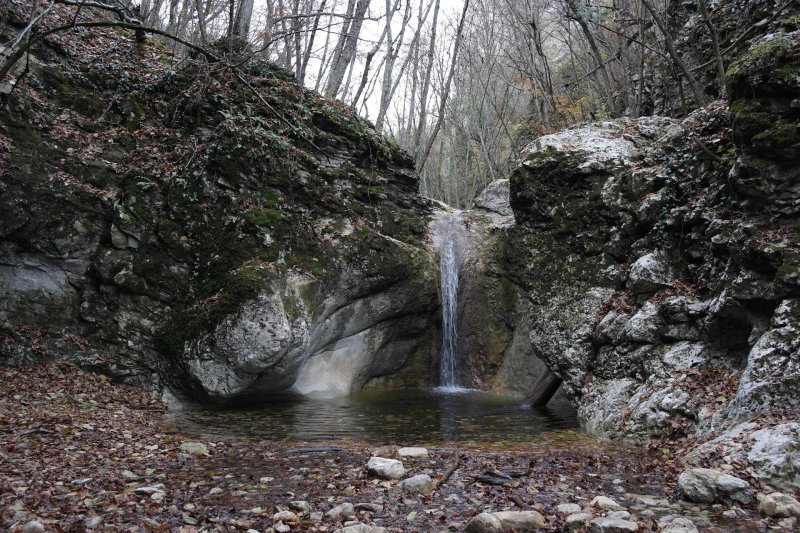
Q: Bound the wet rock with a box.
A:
[465,513,504,533]
[565,513,595,531]
[491,510,545,530]
[273,510,300,523]
[557,503,582,515]
[397,446,429,459]
[366,457,405,480]
[589,516,639,532]
[677,468,753,504]
[288,500,311,514]
[590,495,624,511]
[758,492,800,518]
[179,442,209,457]
[395,474,433,496]
[627,253,674,293]
[326,502,356,522]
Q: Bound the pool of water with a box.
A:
[168,388,579,444]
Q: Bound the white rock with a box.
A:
[628,252,674,293]
[589,517,639,532]
[274,522,290,533]
[366,457,405,480]
[677,468,753,504]
[607,510,631,520]
[288,500,311,514]
[273,510,300,523]
[491,510,545,530]
[397,447,429,459]
[465,513,504,533]
[590,496,624,511]
[758,492,800,518]
[557,503,582,515]
[395,474,433,496]
[334,526,388,533]
[326,502,356,522]
[565,513,595,531]
[134,484,166,495]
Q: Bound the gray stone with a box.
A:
[397,447,429,459]
[274,522,290,533]
[589,517,639,532]
[491,510,545,530]
[354,503,382,513]
[326,502,356,522]
[179,442,209,457]
[607,510,631,520]
[273,510,300,523]
[758,492,800,518]
[20,521,46,533]
[473,179,513,218]
[288,500,311,514]
[366,457,405,480]
[557,503,582,515]
[395,474,433,496]
[334,526,388,533]
[677,468,753,504]
[628,253,674,293]
[465,513,504,533]
[590,495,624,511]
[658,516,698,533]
[565,513,595,531]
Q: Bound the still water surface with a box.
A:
[169,388,578,444]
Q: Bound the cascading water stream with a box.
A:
[436,211,463,389]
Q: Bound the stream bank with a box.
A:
[3,361,793,532]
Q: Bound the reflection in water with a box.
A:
[169,388,578,444]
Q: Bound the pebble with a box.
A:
[274,521,290,533]
[179,442,210,457]
[84,516,102,528]
[310,511,324,522]
[288,500,311,514]
[334,525,389,533]
[590,496,624,511]
[395,474,433,496]
[273,510,300,523]
[327,502,356,522]
[588,517,639,532]
[367,457,405,480]
[607,510,631,520]
[565,513,595,532]
[557,503,582,515]
[722,509,737,519]
[397,447,429,459]
[21,521,46,533]
[134,484,165,495]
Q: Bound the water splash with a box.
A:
[435,211,464,388]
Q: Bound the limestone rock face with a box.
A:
[627,253,675,294]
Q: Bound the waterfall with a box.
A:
[435,211,463,389]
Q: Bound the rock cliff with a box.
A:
[0,9,439,403]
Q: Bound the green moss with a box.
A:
[244,207,284,226]
[751,120,800,151]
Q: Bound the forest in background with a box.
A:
[4,0,791,206]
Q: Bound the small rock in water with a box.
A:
[334,525,388,533]
[179,442,210,457]
[758,492,800,518]
[588,517,639,532]
[326,502,356,522]
[288,500,311,514]
[465,513,504,533]
[590,496,624,511]
[366,457,405,480]
[273,510,300,523]
[397,447,429,459]
[395,474,433,496]
[565,513,595,532]
[557,503,582,515]
[492,510,545,531]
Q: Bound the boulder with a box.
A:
[758,492,800,518]
[677,468,753,504]
[395,474,433,496]
[366,457,405,480]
